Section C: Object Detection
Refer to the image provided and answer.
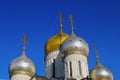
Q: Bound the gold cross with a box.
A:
[58,12,62,25]
[22,35,27,51]
[69,14,74,33]
[93,44,99,62]
[58,12,63,32]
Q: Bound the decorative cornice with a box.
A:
[10,71,34,78]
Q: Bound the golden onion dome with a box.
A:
[45,28,69,55]
[90,45,113,80]
[45,12,69,56]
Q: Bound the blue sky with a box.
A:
[0,0,120,79]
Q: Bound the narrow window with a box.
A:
[70,62,72,77]
[78,61,81,75]
[53,59,55,78]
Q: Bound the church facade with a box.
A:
[9,13,113,80]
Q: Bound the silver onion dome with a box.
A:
[90,45,113,80]
[9,52,35,76]
[60,14,89,58]
[90,63,113,80]
[9,35,35,76]
[60,35,89,57]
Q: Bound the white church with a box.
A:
[9,13,113,80]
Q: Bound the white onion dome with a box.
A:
[9,52,35,77]
[60,34,89,58]
[90,62,113,80]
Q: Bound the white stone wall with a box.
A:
[11,74,36,80]
[45,50,65,79]
[55,53,65,78]
[64,54,89,80]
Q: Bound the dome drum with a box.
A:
[10,70,34,77]
[61,48,88,59]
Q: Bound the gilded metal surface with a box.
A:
[90,63,113,80]
[9,53,35,75]
[45,12,69,56]
[45,31,69,55]
[60,35,89,58]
